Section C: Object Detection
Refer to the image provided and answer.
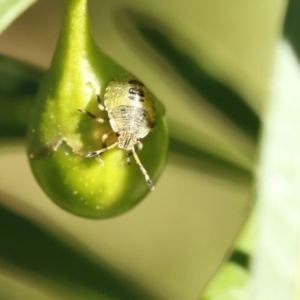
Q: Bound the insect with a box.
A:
[78,74,156,190]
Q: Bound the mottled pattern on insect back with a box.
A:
[79,74,156,190]
[105,74,155,139]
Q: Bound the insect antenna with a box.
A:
[131,147,154,191]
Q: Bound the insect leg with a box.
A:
[126,142,143,165]
[136,141,143,152]
[102,130,114,148]
[29,137,87,159]
[96,94,105,111]
[86,82,106,110]
[126,151,132,165]
[131,147,154,191]
[86,142,118,158]
[78,109,107,123]
[29,138,65,160]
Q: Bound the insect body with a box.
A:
[78,74,156,190]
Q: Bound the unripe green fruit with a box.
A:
[26,0,168,218]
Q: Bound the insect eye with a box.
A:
[116,132,121,137]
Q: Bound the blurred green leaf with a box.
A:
[0,272,53,300]
[251,41,300,300]
[228,250,250,269]
[170,135,252,183]
[200,263,249,300]
[0,192,155,300]
[199,214,253,299]
[284,0,300,59]
[0,54,42,83]
[0,0,36,34]
[116,9,260,142]
[249,1,300,298]
[0,56,42,139]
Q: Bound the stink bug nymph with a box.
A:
[78,74,156,190]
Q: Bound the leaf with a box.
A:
[199,215,254,299]
[169,135,252,183]
[0,55,42,139]
[0,272,53,300]
[0,0,37,34]
[0,192,155,300]
[284,0,300,59]
[247,0,300,297]
[250,22,300,300]
[115,9,260,142]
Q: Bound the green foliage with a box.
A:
[0,0,36,33]
[123,9,260,141]
[249,1,300,299]
[1,0,298,299]
[0,55,41,138]
[0,194,155,299]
